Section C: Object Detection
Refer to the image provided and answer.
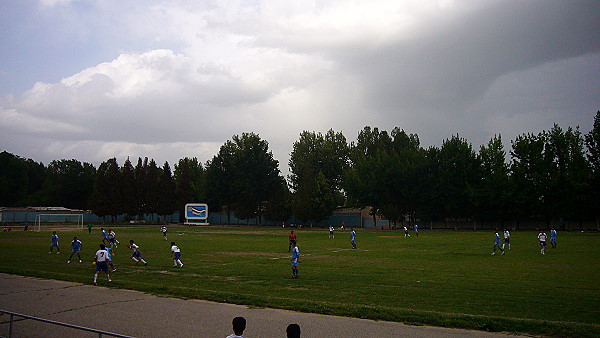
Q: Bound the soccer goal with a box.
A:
[35,214,84,232]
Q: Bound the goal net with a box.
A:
[35,214,84,232]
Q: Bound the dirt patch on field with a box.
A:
[209,251,278,257]
[0,237,44,242]
[197,230,281,236]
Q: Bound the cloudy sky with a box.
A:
[1,0,599,174]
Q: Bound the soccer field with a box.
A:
[0,226,598,336]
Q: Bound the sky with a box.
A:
[1,0,599,175]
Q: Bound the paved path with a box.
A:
[0,273,522,337]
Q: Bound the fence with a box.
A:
[0,310,134,338]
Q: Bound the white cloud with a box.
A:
[38,0,78,7]
[1,0,599,171]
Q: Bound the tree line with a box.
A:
[1,111,599,226]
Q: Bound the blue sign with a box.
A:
[185,203,208,221]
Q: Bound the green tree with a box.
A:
[263,176,292,224]
[205,144,235,223]
[545,124,590,226]
[387,128,424,226]
[292,170,338,223]
[0,151,32,206]
[585,111,600,227]
[22,158,46,206]
[174,157,205,220]
[419,146,444,222]
[476,135,511,225]
[144,158,161,220]
[120,158,137,217]
[344,127,393,224]
[92,158,121,222]
[436,135,481,220]
[157,161,177,222]
[510,132,548,222]
[42,159,96,209]
[206,133,284,224]
[134,158,147,218]
[231,133,283,223]
[289,130,348,224]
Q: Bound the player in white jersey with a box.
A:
[129,240,148,265]
[107,229,119,248]
[161,226,168,240]
[171,242,183,267]
[329,226,334,239]
[502,229,511,250]
[538,231,547,255]
[403,226,411,237]
[93,244,111,285]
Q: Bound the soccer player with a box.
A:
[128,240,148,266]
[106,246,116,272]
[49,231,60,254]
[288,230,296,252]
[329,225,335,239]
[403,226,411,238]
[491,230,505,255]
[291,242,300,279]
[161,226,168,240]
[538,231,547,255]
[93,244,111,285]
[107,229,119,248]
[502,229,511,250]
[550,227,557,249]
[414,224,419,237]
[226,316,246,338]
[350,228,357,249]
[100,228,109,245]
[67,237,83,263]
[171,242,183,268]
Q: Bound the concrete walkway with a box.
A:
[0,273,522,337]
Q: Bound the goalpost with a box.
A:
[35,214,84,232]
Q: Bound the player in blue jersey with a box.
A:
[100,228,109,245]
[93,244,111,285]
[538,231,547,255]
[491,230,505,255]
[67,237,83,263]
[414,224,419,237]
[129,240,148,266]
[550,227,557,249]
[49,231,60,254]
[106,246,116,272]
[350,228,357,249]
[291,242,300,278]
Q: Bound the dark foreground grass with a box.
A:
[0,226,598,337]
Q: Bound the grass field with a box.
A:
[0,226,598,337]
